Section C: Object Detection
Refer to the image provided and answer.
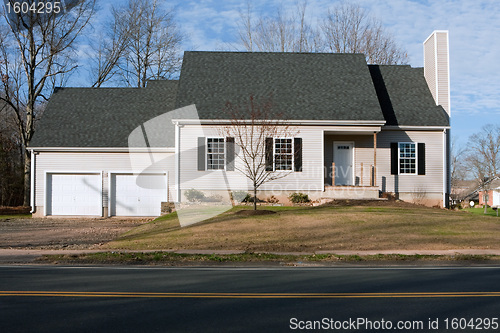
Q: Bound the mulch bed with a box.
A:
[0,206,31,215]
[235,210,277,216]
[320,199,434,209]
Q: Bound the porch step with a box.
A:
[322,186,380,200]
[317,197,387,205]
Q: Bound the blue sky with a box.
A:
[82,0,500,146]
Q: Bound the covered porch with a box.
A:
[322,127,381,200]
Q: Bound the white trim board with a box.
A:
[173,119,386,126]
[28,147,175,153]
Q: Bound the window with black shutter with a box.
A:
[391,142,426,175]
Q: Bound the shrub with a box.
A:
[288,192,311,204]
[204,194,223,202]
[184,189,205,202]
[231,191,249,203]
[266,195,279,204]
[243,194,264,203]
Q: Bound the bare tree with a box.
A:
[218,95,299,210]
[321,2,408,64]
[464,124,500,213]
[237,0,322,53]
[450,136,466,204]
[236,1,407,64]
[0,119,23,206]
[90,6,132,87]
[96,0,183,88]
[0,0,96,206]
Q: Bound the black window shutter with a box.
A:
[226,137,235,171]
[294,138,302,172]
[265,137,273,171]
[197,137,205,171]
[418,143,426,175]
[390,142,398,175]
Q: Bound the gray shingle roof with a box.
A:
[31,51,450,148]
[369,65,449,126]
[29,80,178,147]
[176,52,385,121]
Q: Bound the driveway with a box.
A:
[0,217,147,250]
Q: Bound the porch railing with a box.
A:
[331,162,376,186]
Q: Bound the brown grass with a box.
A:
[105,204,500,252]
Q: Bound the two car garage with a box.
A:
[45,172,167,217]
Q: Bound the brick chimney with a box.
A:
[423,31,450,116]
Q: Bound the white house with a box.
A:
[28,31,451,217]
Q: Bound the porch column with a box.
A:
[373,132,377,186]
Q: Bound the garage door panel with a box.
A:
[48,174,102,216]
[111,174,166,216]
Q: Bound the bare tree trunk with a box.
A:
[111,0,183,88]
[484,192,488,214]
[23,149,30,206]
[217,95,298,212]
[1,0,96,207]
[253,185,257,211]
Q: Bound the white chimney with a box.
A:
[423,30,450,116]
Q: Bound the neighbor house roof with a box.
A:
[29,80,178,147]
[31,51,450,148]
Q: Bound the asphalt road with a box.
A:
[1,266,500,332]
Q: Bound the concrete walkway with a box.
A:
[2,248,500,264]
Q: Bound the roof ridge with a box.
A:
[184,50,366,56]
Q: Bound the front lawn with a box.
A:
[465,207,499,217]
[105,204,500,252]
[0,214,32,220]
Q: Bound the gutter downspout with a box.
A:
[30,149,36,213]
[443,129,447,208]
[174,122,181,202]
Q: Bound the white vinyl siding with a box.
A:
[179,125,323,192]
[424,33,437,104]
[435,31,450,114]
[376,129,444,193]
[424,31,450,115]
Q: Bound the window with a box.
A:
[399,142,416,174]
[274,138,293,171]
[207,138,225,170]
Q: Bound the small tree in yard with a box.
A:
[218,95,299,210]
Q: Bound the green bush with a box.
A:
[184,189,205,202]
[288,192,311,204]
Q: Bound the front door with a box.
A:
[334,142,354,186]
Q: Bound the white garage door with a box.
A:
[47,173,102,216]
[110,174,167,216]
[494,190,500,206]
